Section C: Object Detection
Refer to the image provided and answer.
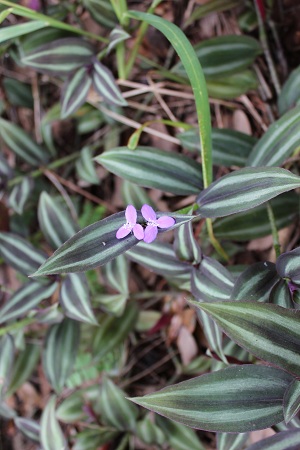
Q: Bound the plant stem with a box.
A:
[206,220,229,261]
[267,202,281,258]
[0,317,36,337]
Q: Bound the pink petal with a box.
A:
[156,216,175,229]
[133,224,144,240]
[141,204,156,221]
[125,205,137,224]
[143,225,158,243]
[116,226,131,239]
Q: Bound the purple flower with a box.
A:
[141,204,175,244]
[116,205,144,240]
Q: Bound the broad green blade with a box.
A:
[196,167,300,218]
[96,146,202,195]
[191,301,300,376]
[131,365,293,432]
[245,429,300,450]
[248,107,300,167]
[40,396,69,450]
[42,319,80,393]
[276,246,300,285]
[0,20,46,43]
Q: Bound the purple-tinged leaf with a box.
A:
[174,219,202,264]
[156,415,205,450]
[15,417,40,444]
[73,428,119,450]
[270,280,294,309]
[196,167,300,218]
[196,309,228,364]
[40,396,69,450]
[102,254,129,295]
[9,176,34,215]
[283,379,300,424]
[276,247,300,286]
[61,67,92,118]
[230,262,279,302]
[0,154,14,184]
[92,59,127,106]
[83,0,117,28]
[245,429,300,450]
[190,301,300,376]
[107,26,130,53]
[217,432,249,450]
[130,365,293,432]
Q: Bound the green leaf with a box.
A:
[196,167,300,218]
[61,67,92,118]
[82,0,117,28]
[0,117,49,166]
[217,432,249,450]
[92,59,127,106]
[56,390,88,423]
[196,309,228,364]
[245,429,300,450]
[94,293,128,317]
[0,335,14,400]
[0,20,46,44]
[173,35,261,80]
[107,26,130,53]
[32,210,193,277]
[9,176,33,215]
[15,417,40,444]
[43,318,80,393]
[156,415,205,450]
[270,280,293,309]
[184,0,239,25]
[60,274,97,325]
[0,281,57,324]
[131,365,293,432]
[73,428,119,450]
[0,232,47,276]
[206,70,257,99]
[174,219,202,264]
[99,378,138,431]
[75,146,99,185]
[191,301,300,376]
[102,254,129,294]
[230,262,280,302]
[283,379,300,424]
[136,414,166,446]
[96,146,202,195]
[21,37,95,75]
[40,396,69,450]
[7,343,40,397]
[247,107,300,167]
[121,180,155,209]
[276,246,300,285]
[278,65,300,115]
[3,78,33,108]
[38,192,78,250]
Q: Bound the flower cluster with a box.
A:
[116,204,175,244]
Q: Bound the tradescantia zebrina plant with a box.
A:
[2,0,300,449]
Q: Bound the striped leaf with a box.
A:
[174,220,202,264]
[278,65,300,115]
[136,415,166,446]
[3,78,33,109]
[61,67,92,118]
[217,432,249,450]
[21,37,95,75]
[102,254,129,294]
[184,0,239,25]
[99,378,138,431]
[92,303,138,360]
[0,401,16,419]
[191,257,234,302]
[191,301,300,376]
[38,192,78,250]
[230,262,280,302]
[131,365,293,432]
[92,59,127,106]
[75,146,99,185]
[7,343,40,397]
[94,293,128,317]
[245,429,300,450]
[277,246,300,285]
[0,118,49,166]
[73,428,119,450]
[179,128,256,167]
[96,146,202,195]
[0,232,47,276]
[156,416,205,450]
[43,318,80,393]
[212,193,300,241]
[9,176,34,215]
[248,107,300,167]
[196,167,300,218]
[107,26,130,53]
[0,153,14,183]
[122,180,155,209]
[60,273,97,325]
[56,390,89,423]
[0,335,14,400]
[196,309,228,364]
[0,20,46,44]
[270,280,294,309]
[83,0,117,28]
[206,70,257,100]
[15,417,40,444]
[0,281,57,324]
[32,211,193,277]
[283,379,300,424]
[40,396,69,450]
[173,35,261,79]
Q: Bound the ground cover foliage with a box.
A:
[1,0,300,449]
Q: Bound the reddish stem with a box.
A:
[255,0,266,21]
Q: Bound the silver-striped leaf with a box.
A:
[60,273,97,325]
[278,65,300,115]
[0,281,57,325]
[94,293,128,317]
[15,417,40,444]
[283,379,300,424]
[270,280,294,309]
[0,232,47,276]
[191,301,300,377]
[174,220,202,264]
[82,0,117,28]
[9,176,34,215]
[7,343,40,397]
[31,211,193,277]
[73,428,119,450]
[276,246,300,285]
[156,415,205,450]
[0,118,49,166]
[206,70,257,100]
[42,318,80,393]
[75,146,99,185]
[217,432,249,450]
[40,396,69,450]
[196,167,300,218]
[21,37,95,76]
[61,67,92,118]
[136,414,166,446]
[131,365,293,432]
[248,107,300,167]
[107,26,130,53]
[0,335,14,400]
[96,146,203,195]
[245,429,300,450]
[121,180,155,209]
[101,254,129,295]
[92,59,127,106]
[196,309,228,364]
